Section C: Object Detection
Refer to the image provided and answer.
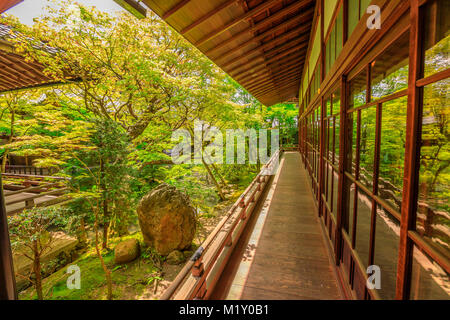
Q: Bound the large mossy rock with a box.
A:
[114,239,140,264]
[137,184,196,256]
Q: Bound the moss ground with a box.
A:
[19,232,163,300]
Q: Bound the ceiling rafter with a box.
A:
[242,56,304,83]
[234,51,304,80]
[235,53,304,81]
[242,60,304,88]
[195,0,282,47]
[247,69,301,92]
[251,76,301,96]
[0,60,38,83]
[252,72,302,90]
[0,67,37,86]
[143,0,316,106]
[162,0,192,19]
[224,35,306,71]
[180,0,238,34]
[228,40,308,75]
[204,0,313,56]
[2,52,46,73]
[253,80,300,96]
[0,73,24,88]
[218,24,310,65]
[211,8,314,61]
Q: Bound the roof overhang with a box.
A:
[113,0,147,19]
[142,0,316,106]
[0,0,23,14]
[0,24,64,93]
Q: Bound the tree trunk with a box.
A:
[94,207,113,300]
[1,152,8,173]
[211,163,227,187]
[113,198,129,236]
[202,157,225,201]
[102,199,109,250]
[100,158,109,249]
[2,109,14,172]
[78,217,88,245]
[32,240,43,300]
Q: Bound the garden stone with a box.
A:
[137,183,196,255]
[114,239,140,264]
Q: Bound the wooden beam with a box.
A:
[251,74,301,94]
[254,81,299,97]
[0,59,39,83]
[234,51,305,80]
[0,68,37,87]
[180,0,238,34]
[246,70,301,92]
[239,60,304,88]
[204,0,313,55]
[195,0,282,47]
[248,73,300,94]
[0,73,26,88]
[0,73,35,89]
[212,7,314,61]
[0,77,21,90]
[1,53,48,79]
[218,23,311,65]
[235,59,303,84]
[242,59,302,84]
[248,68,303,90]
[163,0,191,19]
[228,41,308,75]
[226,36,307,73]
[221,30,309,69]
[249,74,301,93]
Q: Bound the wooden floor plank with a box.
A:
[210,152,343,300]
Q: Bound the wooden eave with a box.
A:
[0,0,23,14]
[143,0,316,106]
[0,24,74,93]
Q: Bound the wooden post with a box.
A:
[335,74,348,265]
[318,0,325,218]
[396,0,423,300]
[0,174,17,300]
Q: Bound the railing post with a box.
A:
[192,259,204,277]
[239,199,246,221]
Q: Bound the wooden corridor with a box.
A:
[211,152,343,300]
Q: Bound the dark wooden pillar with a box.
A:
[395,0,424,300]
[335,74,348,264]
[318,0,325,218]
[0,174,17,300]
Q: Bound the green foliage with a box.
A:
[8,206,68,248]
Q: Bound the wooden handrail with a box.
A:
[5,187,68,206]
[1,173,68,180]
[160,150,280,300]
[3,182,61,196]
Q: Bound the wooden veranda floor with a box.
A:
[211,152,343,300]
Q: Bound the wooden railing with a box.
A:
[160,150,280,300]
[281,143,299,152]
[2,175,69,215]
[3,165,56,176]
